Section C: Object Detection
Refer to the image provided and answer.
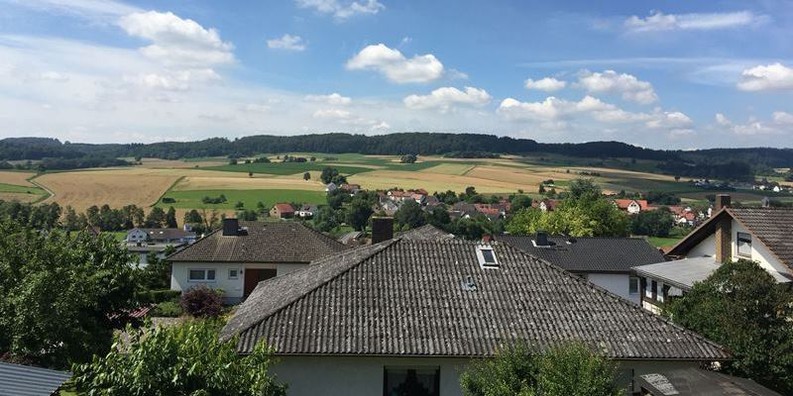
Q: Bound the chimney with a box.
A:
[222,218,239,236]
[715,194,731,212]
[535,231,550,247]
[371,217,394,244]
[482,234,492,243]
[715,214,732,264]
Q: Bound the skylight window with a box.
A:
[476,246,499,269]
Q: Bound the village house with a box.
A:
[168,219,347,303]
[613,199,649,214]
[269,203,295,219]
[339,183,361,195]
[125,227,197,266]
[498,232,665,304]
[633,194,793,313]
[534,198,560,212]
[324,182,338,193]
[222,232,727,396]
[295,204,316,219]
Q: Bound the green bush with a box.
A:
[161,197,176,204]
[139,289,181,304]
[150,301,183,317]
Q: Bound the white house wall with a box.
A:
[171,262,311,301]
[586,273,640,304]
[270,356,699,396]
[686,221,789,276]
[688,234,715,257]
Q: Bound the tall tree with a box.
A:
[666,260,793,394]
[72,320,286,396]
[145,207,167,228]
[165,206,178,228]
[460,342,621,396]
[0,222,138,368]
[394,200,426,230]
[346,197,374,232]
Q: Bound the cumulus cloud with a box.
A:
[267,34,306,51]
[524,77,566,92]
[498,95,692,135]
[715,111,793,135]
[124,69,220,91]
[346,43,444,84]
[312,107,388,130]
[403,86,490,111]
[295,0,384,20]
[737,63,793,91]
[624,11,765,33]
[576,70,657,104]
[305,93,351,105]
[118,11,234,67]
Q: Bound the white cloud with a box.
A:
[305,93,351,105]
[2,0,140,20]
[295,0,384,20]
[524,77,566,92]
[624,11,765,33]
[38,71,70,82]
[267,34,306,51]
[737,63,793,91]
[124,69,220,91]
[346,43,444,84]
[312,107,388,130]
[240,103,270,113]
[577,70,657,104]
[118,11,234,67]
[403,86,491,111]
[713,112,792,135]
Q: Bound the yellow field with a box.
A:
[420,163,476,175]
[465,166,568,186]
[35,168,182,212]
[348,169,529,193]
[0,192,41,203]
[0,171,37,186]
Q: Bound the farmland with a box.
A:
[2,152,782,226]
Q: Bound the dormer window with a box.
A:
[736,232,752,258]
[476,246,499,269]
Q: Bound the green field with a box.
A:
[647,236,683,248]
[0,182,46,195]
[157,189,327,209]
[207,162,372,176]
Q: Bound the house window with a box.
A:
[383,367,440,396]
[629,277,640,295]
[188,269,216,282]
[228,269,239,280]
[656,282,665,303]
[737,232,752,258]
[645,278,653,298]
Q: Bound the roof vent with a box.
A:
[476,245,499,269]
[461,276,477,291]
[566,237,577,245]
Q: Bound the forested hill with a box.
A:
[2,133,793,168]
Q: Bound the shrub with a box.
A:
[180,285,223,318]
[161,197,176,204]
[151,301,183,317]
[139,289,182,304]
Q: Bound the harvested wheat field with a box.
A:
[0,171,37,187]
[36,168,183,212]
[465,165,572,187]
[348,169,528,193]
[420,163,475,175]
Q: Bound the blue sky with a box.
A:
[1,0,792,149]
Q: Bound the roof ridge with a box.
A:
[503,244,727,353]
[220,239,400,340]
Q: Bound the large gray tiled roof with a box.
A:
[396,224,455,241]
[728,208,793,269]
[168,221,347,263]
[222,238,727,361]
[497,235,665,273]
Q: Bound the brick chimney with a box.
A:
[715,194,731,212]
[481,234,492,243]
[371,217,394,244]
[222,218,239,236]
[713,194,731,263]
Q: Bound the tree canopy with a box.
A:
[665,260,793,394]
[460,342,622,396]
[0,222,139,369]
[72,319,286,396]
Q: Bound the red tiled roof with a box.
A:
[273,203,295,213]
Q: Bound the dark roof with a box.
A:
[222,238,727,361]
[497,235,665,273]
[168,221,347,263]
[0,361,72,396]
[669,207,793,270]
[396,224,455,241]
[636,368,781,396]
